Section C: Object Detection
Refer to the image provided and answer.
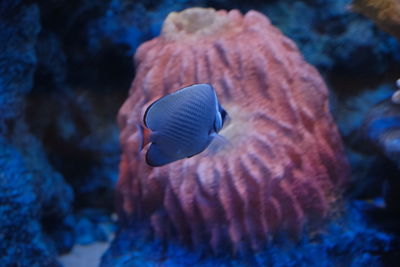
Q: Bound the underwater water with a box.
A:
[1,0,400,266]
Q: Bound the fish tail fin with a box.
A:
[137,124,152,151]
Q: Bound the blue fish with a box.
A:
[140,84,227,167]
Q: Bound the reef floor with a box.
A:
[59,242,110,267]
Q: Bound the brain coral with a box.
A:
[117,8,349,254]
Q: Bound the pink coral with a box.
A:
[117,8,349,253]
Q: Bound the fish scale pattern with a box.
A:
[117,8,349,254]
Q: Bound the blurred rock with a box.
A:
[101,203,394,266]
[74,209,114,245]
[0,2,73,266]
[359,97,400,213]
[0,138,66,267]
[361,99,400,166]
[28,0,124,212]
[333,84,395,198]
[0,2,38,127]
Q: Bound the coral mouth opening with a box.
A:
[174,9,216,33]
[162,8,230,39]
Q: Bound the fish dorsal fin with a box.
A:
[143,84,216,131]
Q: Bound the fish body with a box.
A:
[142,83,226,167]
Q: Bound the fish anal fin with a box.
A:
[206,133,231,154]
[146,144,174,167]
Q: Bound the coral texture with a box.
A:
[117,8,349,254]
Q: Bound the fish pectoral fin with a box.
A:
[207,133,231,154]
